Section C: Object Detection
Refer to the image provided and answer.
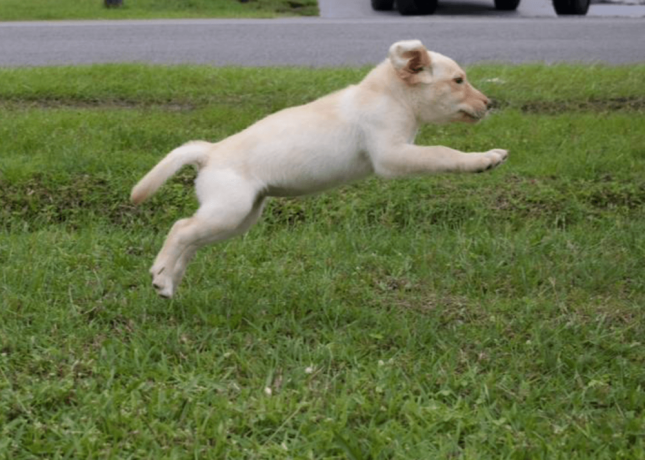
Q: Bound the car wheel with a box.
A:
[397,0,438,15]
[552,0,590,15]
[494,0,520,11]
[371,0,395,11]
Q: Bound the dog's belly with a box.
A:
[263,150,374,197]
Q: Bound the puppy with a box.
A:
[131,39,508,298]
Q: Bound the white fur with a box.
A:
[132,40,508,298]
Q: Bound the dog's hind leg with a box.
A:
[169,196,267,294]
[150,170,264,298]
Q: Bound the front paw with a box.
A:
[474,149,508,173]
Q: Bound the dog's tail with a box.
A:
[131,141,211,205]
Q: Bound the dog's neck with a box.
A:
[359,61,421,140]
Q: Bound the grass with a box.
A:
[0,63,644,458]
[0,0,318,21]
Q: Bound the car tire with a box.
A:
[494,0,520,11]
[552,0,590,15]
[397,0,438,15]
[371,0,395,11]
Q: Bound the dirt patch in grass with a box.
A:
[3,96,645,114]
[0,98,198,112]
[490,97,645,114]
[522,97,645,114]
[2,173,643,232]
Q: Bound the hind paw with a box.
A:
[151,267,174,299]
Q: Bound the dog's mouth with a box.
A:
[459,110,485,123]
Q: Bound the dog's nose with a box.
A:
[485,98,493,110]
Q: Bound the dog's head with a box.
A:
[389,40,491,125]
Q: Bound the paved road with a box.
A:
[0,2,644,68]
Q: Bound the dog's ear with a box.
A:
[388,40,433,85]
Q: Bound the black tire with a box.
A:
[552,0,590,15]
[371,0,395,11]
[494,0,520,11]
[397,0,438,15]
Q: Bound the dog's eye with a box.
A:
[454,77,464,84]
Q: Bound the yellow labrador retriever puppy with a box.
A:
[132,40,508,298]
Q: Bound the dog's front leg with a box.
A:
[373,145,508,178]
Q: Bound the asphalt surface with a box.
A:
[0,1,644,67]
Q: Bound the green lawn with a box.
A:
[0,0,318,21]
[1,64,644,458]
